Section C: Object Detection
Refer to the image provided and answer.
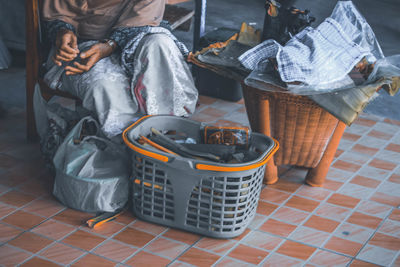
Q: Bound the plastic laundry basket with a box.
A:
[123,115,278,238]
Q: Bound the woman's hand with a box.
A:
[53,29,79,66]
[64,42,115,75]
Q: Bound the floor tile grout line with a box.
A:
[66,228,128,265]
[319,123,400,264]
[164,166,292,264]
[210,216,294,266]
[253,168,331,248]
[4,178,266,265]
[193,100,247,125]
[293,183,333,200]
[209,241,257,266]
[270,169,335,225]
[168,259,197,267]
[389,250,400,267]
[8,241,67,267]
[349,206,396,265]
[324,121,400,207]
[1,205,68,248]
[0,186,13,198]
[0,202,24,221]
[219,255,259,267]
[195,240,244,267]
[0,216,77,250]
[169,166,296,266]
[256,231,298,266]
[234,239,288,265]
[140,246,184,263]
[65,251,90,267]
[12,208,130,266]
[0,243,35,264]
[66,216,144,266]
[251,226,355,264]
[167,234,204,266]
[154,234,199,248]
[3,112,400,266]
[0,193,54,221]
[9,183,385,267]
[350,125,400,201]
[119,225,171,265]
[254,158,382,263]
[14,204,66,222]
[0,168,65,216]
[123,248,172,266]
[311,191,376,259]
[352,121,400,168]
[330,118,400,176]
[332,119,376,167]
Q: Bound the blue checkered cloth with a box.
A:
[239,18,373,86]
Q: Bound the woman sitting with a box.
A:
[42,0,198,137]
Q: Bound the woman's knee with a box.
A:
[143,33,174,45]
[140,33,178,54]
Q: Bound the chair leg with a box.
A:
[26,111,38,142]
[26,0,40,142]
[26,73,39,142]
[243,86,279,184]
[305,121,346,187]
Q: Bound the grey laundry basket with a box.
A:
[123,115,278,238]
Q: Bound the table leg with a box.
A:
[243,86,279,184]
[259,97,279,184]
[305,121,346,187]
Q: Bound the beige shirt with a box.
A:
[42,0,165,40]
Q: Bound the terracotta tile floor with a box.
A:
[1,95,400,266]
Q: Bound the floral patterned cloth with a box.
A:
[44,32,197,137]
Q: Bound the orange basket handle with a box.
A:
[123,116,279,171]
[123,115,171,163]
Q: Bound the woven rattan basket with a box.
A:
[243,85,339,169]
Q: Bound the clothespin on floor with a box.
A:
[86,207,126,229]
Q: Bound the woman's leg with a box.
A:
[60,51,140,138]
[130,33,198,117]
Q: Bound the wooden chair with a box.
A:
[25,0,206,141]
[26,0,79,141]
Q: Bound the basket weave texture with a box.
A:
[243,86,339,168]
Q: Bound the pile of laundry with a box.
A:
[239,1,398,93]
[190,1,400,125]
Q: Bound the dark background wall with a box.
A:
[1,0,399,55]
[0,0,25,50]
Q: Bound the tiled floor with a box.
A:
[1,95,400,266]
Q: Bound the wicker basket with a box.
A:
[242,85,339,169]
